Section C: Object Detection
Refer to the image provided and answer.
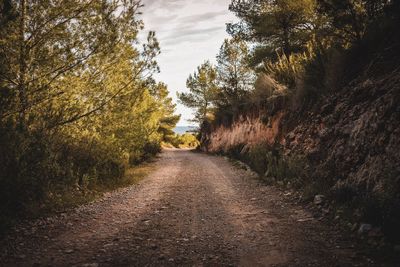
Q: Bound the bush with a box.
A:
[166,133,199,149]
[0,122,163,234]
[143,141,162,160]
[226,143,307,188]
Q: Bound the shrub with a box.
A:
[143,141,162,160]
[226,143,307,188]
[166,133,199,149]
[0,122,163,235]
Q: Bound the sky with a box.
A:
[139,0,237,126]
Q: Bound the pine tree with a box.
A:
[228,0,318,58]
[178,62,219,123]
[215,38,255,113]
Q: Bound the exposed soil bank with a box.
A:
[201,70,400,244]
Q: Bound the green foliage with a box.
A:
[216,38,255,101]
[186,0,400,243]
[178,133,200,148]
[177,61,219,124]
[261,39,343,107]
[0,0,179,231]
[214,38,255,117]
[167,133,200,149]
[318,0,391,45]
[224,0,396,110]
[263,44,315,89]
[227,143,307,188]
[228,0,319,61]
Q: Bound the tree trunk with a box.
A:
[18,0,27,128]
[283,26,290,56]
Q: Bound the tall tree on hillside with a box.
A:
[215,38,255,113]
[228,0,318,65]
[177,61,219,124]
[318,0,391,44]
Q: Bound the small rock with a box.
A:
[150,244,158,250]
[314,195,325,205]
[64,249,74,254]
[82,263,99,267]
[17,254,26,259]
[322,208,330,214]
[358,224,373,235]
[250,198,257,201]
[297,218,313,222]
[158,255,165,260]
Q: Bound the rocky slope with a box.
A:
[201,69,400,242]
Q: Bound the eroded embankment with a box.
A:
[201,70,400,243]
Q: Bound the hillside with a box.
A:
[200,51,400,244]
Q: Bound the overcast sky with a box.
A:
[139,0,237,126]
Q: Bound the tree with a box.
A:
[0,0,16,118]
[318,0,391,45]
[215,38,255,113]
[0,0,146,129]
[228,0,318,60]
[0,0,180,215]
[153,82,181,142]
[177,61,219,124]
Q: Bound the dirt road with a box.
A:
[0,149,377,266]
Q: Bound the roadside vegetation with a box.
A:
[178,0,400,244]
[0,0,179,233]
[163,133,200,149]
[180,0,400,124]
